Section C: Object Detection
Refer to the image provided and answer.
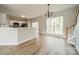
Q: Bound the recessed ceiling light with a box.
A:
[21,15,25,17]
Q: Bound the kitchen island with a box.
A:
[0,27,37,45]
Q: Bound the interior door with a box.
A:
[32,22,39,33]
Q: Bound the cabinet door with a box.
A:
[0,13,7,24]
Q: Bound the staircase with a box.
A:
[66,10,79,45]
[66,24,75,44]
[65,10,79,53]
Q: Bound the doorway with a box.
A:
[32,22,39,33]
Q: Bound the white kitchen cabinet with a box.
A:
[0,13,7,24]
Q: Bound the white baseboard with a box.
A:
[74,44,79,53]
[0,42,17,45]
[67,41,79,53]
[17,36,37,45]
[67,40,75,45]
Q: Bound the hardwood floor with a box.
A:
[0,35,78,55]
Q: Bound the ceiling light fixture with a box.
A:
[21,15,25,17]
[45,4,52,18]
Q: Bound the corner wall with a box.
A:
[30,16,47,34]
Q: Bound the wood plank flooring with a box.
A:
[0,35,78,55]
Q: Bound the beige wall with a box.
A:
[54,7,78,27]
[30,16,47,34]
[30,7,78,35]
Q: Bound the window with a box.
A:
[47,16,64,35]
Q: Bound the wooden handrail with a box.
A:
[66,24,76,29]
[65,24,76,39]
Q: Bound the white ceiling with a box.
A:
[0,4,78,19]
